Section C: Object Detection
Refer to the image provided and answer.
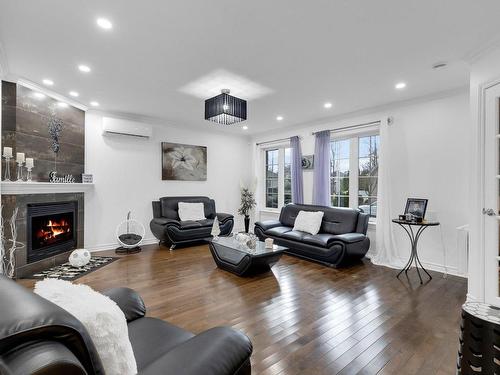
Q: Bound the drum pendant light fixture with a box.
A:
[205,89,247,125]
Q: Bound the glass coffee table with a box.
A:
[207,236,287,276]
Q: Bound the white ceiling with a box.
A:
[1,0,500,135]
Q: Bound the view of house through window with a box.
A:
[265,147,292,208]
[330,134,379,217]
[358,135,379,217]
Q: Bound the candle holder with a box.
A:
[16,161,23,182]
[25,166,33,182]
[3,156,12,181]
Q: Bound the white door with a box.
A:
[484,82,500,306]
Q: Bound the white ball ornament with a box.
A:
[69,249,91,267]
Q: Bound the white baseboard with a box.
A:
[86,237,158,252]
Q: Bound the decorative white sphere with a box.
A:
[69,249,91,267]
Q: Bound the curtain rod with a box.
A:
[311,120,381,135]
[256,136,297,146]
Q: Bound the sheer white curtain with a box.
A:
[367,118,402,268]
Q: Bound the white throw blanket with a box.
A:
[35,279,137,375]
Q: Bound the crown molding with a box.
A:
[251,86,469,139]
[13,77,88,111]
[463,36,500,65]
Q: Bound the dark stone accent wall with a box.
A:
[1,193,84,278]
[1,81,85,182]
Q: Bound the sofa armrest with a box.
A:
[141,327,252,375]
[255,220,282,232]
[216,212,234,223]
[102,287,146,322]
[356,211,370,234]
[1,341,87,375]
[152,201,162,218]
[151,217,182,227]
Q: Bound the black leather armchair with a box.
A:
[150,196,234,249]
[0,276,252,375]
[255,203,370,267]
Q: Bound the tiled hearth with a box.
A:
[2,193,84,278]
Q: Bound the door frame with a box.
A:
[476,77,500,306]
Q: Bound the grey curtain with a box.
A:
[290,136,304,204]
[312,130,331,206]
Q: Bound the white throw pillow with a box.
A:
[34,279,137,375]
[292,210,324,235]
[178,202,206,221]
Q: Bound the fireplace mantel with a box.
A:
[0,182,94,195]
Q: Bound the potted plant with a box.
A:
[238,187,256,233]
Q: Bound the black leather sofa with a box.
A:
[254,204,370,267]
[150,196,234,249]
[0,275,252,375]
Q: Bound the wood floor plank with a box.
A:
[17,244,466,375]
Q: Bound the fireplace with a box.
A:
[27,201,78,264]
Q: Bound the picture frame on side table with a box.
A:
[404,198,428,220]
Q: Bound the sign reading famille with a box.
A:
[49,171,76,183]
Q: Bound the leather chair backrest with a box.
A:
[159,196,216,220]
[0,275,105,375]
[279,204,359,235]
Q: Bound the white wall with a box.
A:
[252,91,470,276]
[468,46,500,302]
[84,113,252,250]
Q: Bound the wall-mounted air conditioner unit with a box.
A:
[102,117,152,138]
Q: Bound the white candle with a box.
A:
[16,152,25,163]
[3,147,12,158]
[25,158,34,168]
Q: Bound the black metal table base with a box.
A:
[393,220,439,284]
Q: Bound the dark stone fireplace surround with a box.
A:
[2,193,84,278]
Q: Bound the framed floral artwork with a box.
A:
[161,142,207,181]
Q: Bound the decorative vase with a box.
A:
[244,215,250,233]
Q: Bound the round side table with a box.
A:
[392,219,440,284]
[457,302,500,374]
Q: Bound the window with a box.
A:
[358,135,379,217]
[265,149,279,208]
[264,147,292,209]
[330,134,379,218]
[330,139,350,207]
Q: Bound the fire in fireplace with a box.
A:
[27,201,78,264]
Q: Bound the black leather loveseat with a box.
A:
[254,203,370,267]
[0,275,252,375]
[150,196,234,249]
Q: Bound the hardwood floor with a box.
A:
[19,244,466,375]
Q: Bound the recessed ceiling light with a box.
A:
[69,91,79,97]
[57,102,68,108]
[276,116,284,121]
[395,82,407,90]
[242,125,248,130]
[33,92,45,99]
[78,65,91,73]
[324,102,333,109]
[90,101,99,107]
[42,79,54,86]
[96,17,113,30]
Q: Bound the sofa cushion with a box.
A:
[331,233,366,243]
[179,220,202,229]
[302,233,338,248]
[265,226,292,236]
[281,230,308,242]
[128,317,194,372]
[279,204,359,234]
[197,219,214,227]
[159,196,216,220]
